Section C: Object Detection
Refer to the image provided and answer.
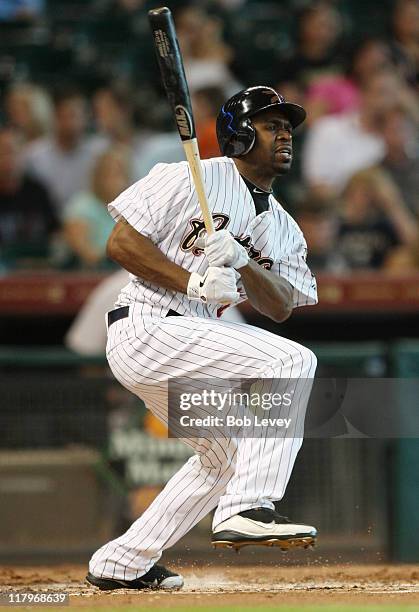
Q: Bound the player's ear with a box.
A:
[228,134,244,156]
[228,118,256,157]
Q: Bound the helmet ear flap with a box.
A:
[224,118,256,157]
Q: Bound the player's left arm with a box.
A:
[238,259,293,323]
[204,229,293,322]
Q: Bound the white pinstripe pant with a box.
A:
[89,313,317,580]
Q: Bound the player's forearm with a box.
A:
[239,259,293,323]
[107,220,190,293]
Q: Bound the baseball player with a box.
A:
[87,86,318,591]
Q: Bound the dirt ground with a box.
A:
[1,564,419,608]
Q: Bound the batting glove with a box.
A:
[204,230,249,270]
[187,267,240,304]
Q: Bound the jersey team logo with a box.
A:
[181,214,230,254]
[181,214,274,269]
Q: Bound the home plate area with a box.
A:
[1,564,419,609]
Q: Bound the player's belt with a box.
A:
[107,306,182,328]
[166,309,183,317]
[107,306,129,328]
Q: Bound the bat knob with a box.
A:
[148,6,170,17]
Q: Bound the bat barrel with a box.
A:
[148,5,196,142]
[148,5,215,235]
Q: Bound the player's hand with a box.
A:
[204,230,249,270]
[187,267,240,304]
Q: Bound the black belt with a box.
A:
[107,306,182,328]
[107,305,129,327]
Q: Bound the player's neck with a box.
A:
[233,159,274,192]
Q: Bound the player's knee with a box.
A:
[267,343,317,379]
[285,342,317,376]
[303,345,317,369]
[300,345,317,375]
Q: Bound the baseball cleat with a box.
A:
[211,507,317,551]
[86,564,184,591]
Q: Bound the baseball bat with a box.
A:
[148,6,215,235]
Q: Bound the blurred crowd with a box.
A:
[0,0,418,274]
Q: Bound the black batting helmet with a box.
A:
[216,86,306,158]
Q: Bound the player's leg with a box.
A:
[107,313,316,526]
[89,438,237,581]
[211,345,318,550]
[213,342,316,521]
[137,316,317,522]
[135,315,318,550]
[89,314,316,582]
[90,324,238,581]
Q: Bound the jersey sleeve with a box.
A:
[275,222,318,308]
[107,162,191,243]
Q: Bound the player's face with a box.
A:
[250,109,293,176]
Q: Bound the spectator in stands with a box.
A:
[336,167,417,270]
[0,126,58,268]
[214,0,245,8]
[132,86,229,174]
[63,147,129,269]
[115,0,144,10]
[132,74,188,177]
[5,83,52,146]
[385,225,419,273]
[348,38,395,89]
[384,233,419,273]
[0,0,44,21]
[278,1,344,89]
[390,0,419,87]
[304,38,394,124]
[102,0,145,17]
[24,86,105,215]
[134,136,184,179]
[304,75,359,126]
[302,69,414,194]
[175,4,240,95]
[93,81,137,146]
[92,81,151,180]
[380,107,419,217]
[192,86,225,159]
[294,192,345,273]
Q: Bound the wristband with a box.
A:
[187,272,204,301]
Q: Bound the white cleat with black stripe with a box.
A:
[212,507,317,551]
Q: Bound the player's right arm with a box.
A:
[107,218,240,304]
[107,163,239,304]
[107,218,190,293]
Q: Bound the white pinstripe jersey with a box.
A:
[108,156,318,318]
